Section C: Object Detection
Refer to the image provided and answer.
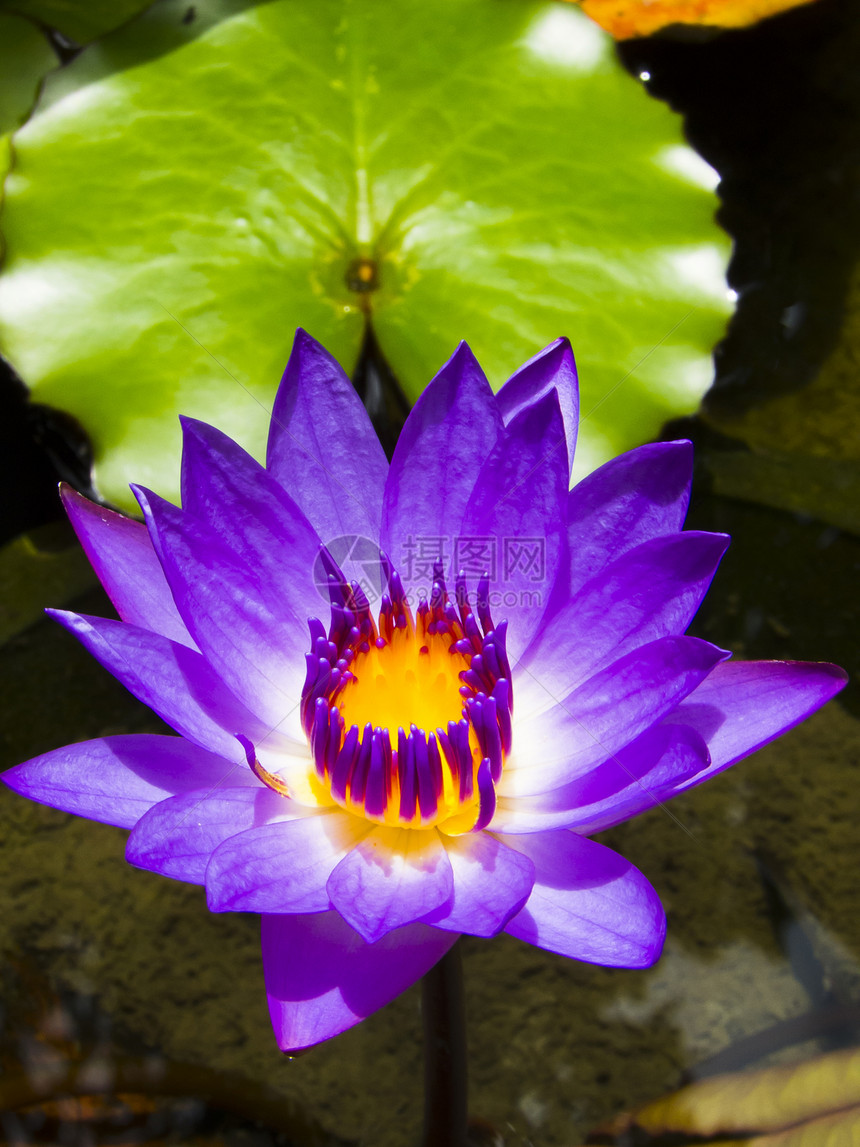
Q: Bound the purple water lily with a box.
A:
[4,332,845,1051]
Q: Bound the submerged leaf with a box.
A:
[704,450,860,536]
[702,253,860,533]
[572,0,821,40]
[0,0,729,509]
[0,0,155,44]
[0,529,95,645]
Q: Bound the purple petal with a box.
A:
[460,391,569,659]
[381,343,503,585]
[266,329,389,542]
[496,338,579,474]
[262,912,457,1051]
[205,811,369,913]
[61,486,196,648]
[133,487,306,729]
[566,441,693,598]
[502,636,729,799]
[327,826,454,943]
[126,784,298,883]
[500,831,666,968]
[663,659,848,793]
[421,832,535,937]
[490,724,709,834]
[2,734,251,830]
[517,531,729,719]
[179,416,323,627]
[48,609,301,760]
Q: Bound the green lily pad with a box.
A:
[0,10,55,244]
[0,10,55,138]
[0,0,730,510]
[1,0,154,44]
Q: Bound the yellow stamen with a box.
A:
[337,625,468,747]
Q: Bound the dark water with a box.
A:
[1,1,858,1144]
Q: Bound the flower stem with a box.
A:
[421,941,469,1147]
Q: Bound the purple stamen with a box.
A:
[325,573,349,610]
[330,724,359,802]
[349,579,370,613]
[318,543,347,585]
[476,574,493,633]
[238,733,294,797]
[307,617,327,645]
[302,652,321,699]
[470,694,503,783]
[472,757,496,832]
[440,719,472,803]
[398,728,417,822]
[325,706,342,775]
[417,733,440,822]
[349,724,374,802]
[299,563,513,830]
[310,697,330,780]
[482,641,502,683]
[236,733,256,770]
[493,620,512,685]
[364,730,389,819]
[492,678,513,755]
[454,569,469,613]
[378,594,395,643]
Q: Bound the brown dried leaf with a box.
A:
[598,1045,860,1140]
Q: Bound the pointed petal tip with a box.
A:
[178,412,205,433]
[60,483,99,532]
[59,481,79,508]
[131,483,176,520]
[204,887,234,913]
[262,913,457,1051]
[539,334,575,366]
[629,926,667,970]
[1,762,27,796]
[177,415,214,459]
[443,339,482,373]
[292,326,316,349]
[60,483,119,523]
[506,335,578,383]
[337,913,384,946]
[129,481,149,508]
[287,326,341,369]
[274,1035,322,1055]
[324,884,394,945]
[685,528,732,562]
[831,663,850,687]
[273,328,355,422]
[739,658,849,694]
[130,485,166,537]
[124,833,149,870]
[796,659,849,691]
[634,437,694,468]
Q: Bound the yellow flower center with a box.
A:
[337,621,465,747]
[296,563,512,833]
